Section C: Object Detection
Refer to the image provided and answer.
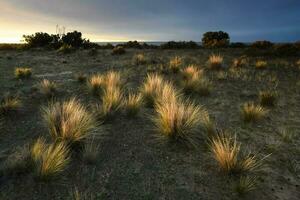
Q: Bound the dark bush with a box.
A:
[0,44,28,50]
[251,41,273,49]
[202,31,230,48]
[122,41,142,49]
[61,31,84,47]
[229,42,247,48]
[160,41,199,49]
[272,43,299,56]
[23,32,58,48]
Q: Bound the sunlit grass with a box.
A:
[169,56,182,73]
[140,74,165,107]
[38,79,57,98]
[123,92,143,117]
[208,54,223,69]
[15,67,32,79]
[255,60,267,69]
[241,102,268,122]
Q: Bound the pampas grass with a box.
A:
[42,98,96,144]
[31,138,70,181]
[15,67,32,79]
[208,54,223,69]
[241,102,268,122]
[38,79,57,98]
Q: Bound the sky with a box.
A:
[0,0,300,43]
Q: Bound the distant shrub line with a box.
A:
[0,30,299,56]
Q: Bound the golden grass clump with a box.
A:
[31,138,70,181]
[15,67,32,79]
[140,74,165,107]
[38,79,57,98]
[153,97,205,146]
[169,56,182,73]
[133,53,146,65]
[259,90,277,107]
[0,95,21,115]
[241,102,268,122]
[210,132,266,174]
[87,74,105,95]
[98,85,123,119]
[208,54,223,69]
[255,60,267,69]
[42,98,96,144]
[182,65,203,80]
[123,93,143,117]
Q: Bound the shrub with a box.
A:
[15,67,32,79]
[133,53,146,65]
[169,56,183,73]
[123,93,143,117]
[153,97,205,147]
[272,43,299,56]
[229,42,247,48]
[140,74,165,107]
[23,32,56,48]
[202,31,230,48]
[160,41,199,49]
[38,79,57,98]
[31,138,70,181]
[0,95,21,115]
[241,102,268,122]
[61,31,83,48]
[87,74,105,95]
[112,46,126,55]
[251,41,273,49]
[259,90,277,107]
[208,54,223,69]
[255,60,267,69]
[42,98,96,144]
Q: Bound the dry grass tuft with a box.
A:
[0,95,22,115]
[140,74,165,107]
[38,79,57,98]
[123,93,143,117]
[241,102,268,122]
[208,54,223,69]
[182,65,203,80]
[15,67,32,79]
[235,176,257,195]
[133,53,147,65]
[87,74,105,96]
[31,138,70,181]
[42,98,96,144]
[259,90,277,107]
[153,97,205,147]
[169,56,182,73]
[255,60,267,69]
[232,57,248,68]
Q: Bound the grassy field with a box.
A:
[0,48,299,200]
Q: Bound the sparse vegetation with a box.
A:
[15,67,32,79]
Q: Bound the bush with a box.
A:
[23,32,57,48]
[15,67,32,79]
[42,98,96,144]
[230,42,247,48]
[112,46,126,55]
[160,41,199,49]
[251,41,273,49]
[61,31,83,48]
[202,31,230,48]
[272,43,299,56]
